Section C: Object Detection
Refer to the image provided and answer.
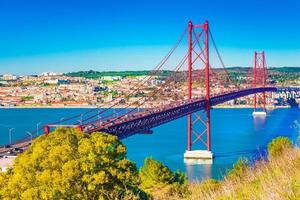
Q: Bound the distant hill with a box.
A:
[64,70,172,79]
[225,66,300,73]
[268,67,300,73]
[64,67,300,79]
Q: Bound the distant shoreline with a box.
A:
[0,105,290,109]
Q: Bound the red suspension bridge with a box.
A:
[3,20,300,159]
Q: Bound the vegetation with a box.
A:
[146,136,299,200]
[0,128,143,199]
[65,70,172,79]
[20,96,34,101]
[139,157,188,198]
[0,128,186,200]
[65,67,300,86]
[268,136,293,159]
[187,136,300,200]
[269,67,300,73]
[99,90,119,98]
[0,130,298,200]
[226,158,249,181]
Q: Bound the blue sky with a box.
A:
[0,0,300,74]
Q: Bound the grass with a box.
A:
[187,147,300,200]
[154,139,300,200]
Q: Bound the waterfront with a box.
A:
[0,107,299,181]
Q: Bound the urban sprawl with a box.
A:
[0,68,299,108]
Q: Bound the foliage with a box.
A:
[3,128,297,200]
[269,67,300,73]
[99,90,119,98]
[65,70,172,79]
[186,137,300,200]
[189,179,220,199]
[139,157,188,198]
[20,96,34,101]
[268,136,292,159]
[64,67,300,80]
[227,158,249,180]
[0,128,192,200]
[0,128,144,200]
[102,80,116,85]
[198,179,220,191]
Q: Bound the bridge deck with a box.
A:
[83,87,278,138]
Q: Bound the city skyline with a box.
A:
[0,0,300,74]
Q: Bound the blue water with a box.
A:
[0,108,299,181]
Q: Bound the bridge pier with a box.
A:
[252,111,266,116]
[184,150,213,159]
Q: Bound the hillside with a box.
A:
[186,138,300,200]
[64,67,300,84]
[0,127,298,200]
[64,70,172,78]
[148,137,300,200]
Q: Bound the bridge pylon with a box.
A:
[252,51,268,116]
[184,20,213,160]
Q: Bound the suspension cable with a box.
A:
[208,28,240,90]
[31,27,188,135]
[84,53,188,131]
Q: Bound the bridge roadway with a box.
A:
[0,86,298,155]
[83,87,279,138]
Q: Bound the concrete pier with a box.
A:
[252,111,267,116]
[184,150,213,159]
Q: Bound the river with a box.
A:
[0,107,299,181]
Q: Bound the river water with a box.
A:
[0,108,299,181]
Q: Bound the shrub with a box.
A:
[268,136,292,159]
[139,157,188,198]
[227,158,249,181]
[189,178,220,198]
[199,179,220,191]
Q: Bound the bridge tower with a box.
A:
[252,51,268,116]
[184,20,213,160]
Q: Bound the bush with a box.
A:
[227,158,249,181]
[199,179,220,191]
[268,136,292,159]
[189,178,220,198]
[139,157,188,198]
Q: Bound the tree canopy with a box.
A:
[0,128,143,200]
[64,70,172,79]
[139,157,187,198]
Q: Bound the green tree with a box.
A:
[268,136,292,159]
[139,157,187,198]
[0,128,143,200]
[20,96,34,102]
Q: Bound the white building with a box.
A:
[2,74,17,81]
[44,79,59,84]
[40,72,62,76]
[101,76,122,81]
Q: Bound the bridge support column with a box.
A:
[252,51,267,117]
[187,20,192,152]
[184,20,213,161]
